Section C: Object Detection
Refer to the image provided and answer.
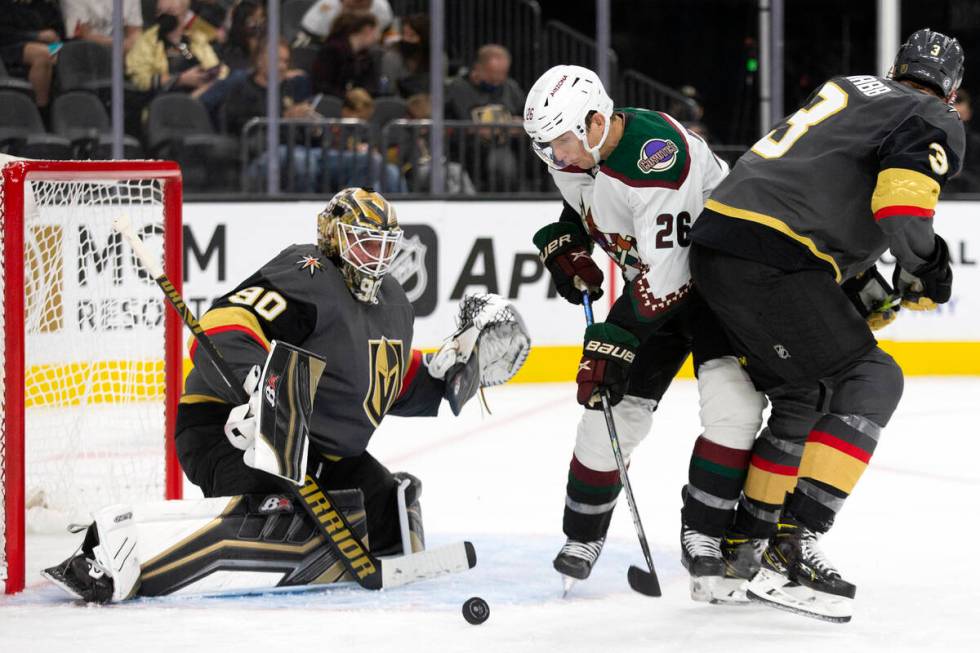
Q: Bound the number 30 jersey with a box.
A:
[692,75,966,282]
[550,108,729,322]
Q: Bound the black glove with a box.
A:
[576,322,639,409]
[532,222,604,305]
[892,235,952,310]
[841,265,900,330]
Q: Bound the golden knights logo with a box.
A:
[363,337,404,427]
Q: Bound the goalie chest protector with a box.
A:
[182,244,416,458]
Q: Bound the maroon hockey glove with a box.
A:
[576,322,639,409]
[533,222,604,305]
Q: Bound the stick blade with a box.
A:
[627,565,662,597]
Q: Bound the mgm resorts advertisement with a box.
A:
[176,200,980,379]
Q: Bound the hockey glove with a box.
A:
[533,222,604,305]
[893,235,952,311]
[576,322,639,409]
[841,265,901,330]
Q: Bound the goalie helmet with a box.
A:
[317,188,403,304]
[889,28,964,103]
[523,65,614,169]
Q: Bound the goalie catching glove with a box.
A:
[576,322,638,409]
[428,293,531,415]
[224,340,327,485]
[893,235,953,311]
[533,221,604,305]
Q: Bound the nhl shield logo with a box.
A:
[363,337,404,427]
[390,234,428,303]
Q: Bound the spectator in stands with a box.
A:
[445,44,524,122]
[0,0,65,116]
[445,44,525,191]
[311,12,381,97]
[386,93,474,194]
[222,38,315,136]
[126,0,226,95]
[296,0,391,47]
[948,88,980,193]
[380,13,430,98]
[218,0,264,72]
[341,86,374,120]
[61,0,143,52]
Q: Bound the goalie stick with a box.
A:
[113,214,476,591]
[580,290,662,598]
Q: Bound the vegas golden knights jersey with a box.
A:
[692,75,965,281]
[179,244,444,458]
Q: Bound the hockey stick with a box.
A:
[114,214,475,590]
[581,290,662,597]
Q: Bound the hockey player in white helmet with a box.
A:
[526,65,767,602]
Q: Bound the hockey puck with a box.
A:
[462,596,489,625]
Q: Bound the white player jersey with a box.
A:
[549,109,728,321]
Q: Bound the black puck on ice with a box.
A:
[462,596,489,625]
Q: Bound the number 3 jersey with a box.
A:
[692,75,966,282]
[178,244,444,459]
[550,108,729,322]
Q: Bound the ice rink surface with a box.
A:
[2,377,979,653]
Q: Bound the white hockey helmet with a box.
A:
[523,65,614,169]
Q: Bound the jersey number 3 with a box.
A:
[751,82,849,159]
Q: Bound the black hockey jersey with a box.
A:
[179,244,444,458]
[691,75,965,281]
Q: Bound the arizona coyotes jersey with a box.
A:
[180,244,442,458]
[693,75,966,281]
[549,108,728,321]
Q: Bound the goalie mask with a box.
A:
[317,188,403,304]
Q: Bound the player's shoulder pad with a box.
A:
[879,92,966,180]
[600,108,691,190]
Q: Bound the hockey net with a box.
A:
[1,158,183,594]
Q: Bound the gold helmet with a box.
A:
[317,188,402,304]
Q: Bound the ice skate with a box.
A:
[554,537,605,596]
[680,524,725,602]
[746,518,856,623]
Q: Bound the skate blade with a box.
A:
[561,575,577,598]
[746,569,853,623]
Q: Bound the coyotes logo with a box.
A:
[363,337,404,427]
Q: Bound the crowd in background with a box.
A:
[0,0,977,194]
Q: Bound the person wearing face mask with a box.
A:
[311,11,382,98]
[125,0,227,95]
[380,13,430,98]
[445,44,526,191]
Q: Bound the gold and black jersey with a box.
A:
[692,75,965,281]
[179,244,442,458]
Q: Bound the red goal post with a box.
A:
[1,159,184,594]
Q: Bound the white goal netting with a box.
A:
[1,160,178,591]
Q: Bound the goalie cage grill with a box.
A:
[1,159,184,594]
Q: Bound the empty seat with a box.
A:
[282,0,315,44]
[0,59,34,98]
[55,41,113,95]
[51,92,143,159]
[0,91,73,159]
[146,93,239,191]
[371,96,409,129]
[314,94,343,118]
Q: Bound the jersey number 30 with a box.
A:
[751,82,849,159]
